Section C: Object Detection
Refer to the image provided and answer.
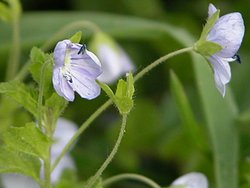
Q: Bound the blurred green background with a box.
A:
[0,0,250,187]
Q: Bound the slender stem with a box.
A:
[134,46,194,82]
[14,21,101,81]
[5,20,21,81]
[43,150,52,188]
[85,114,128,188]
[103,173,161,188]
[51,99,113,171]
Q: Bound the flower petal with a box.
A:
[54,40,71,66]
[171,172,208,188]
[70,50,102,78]
[209,55,231,96]
[208,3,217,19]
[52,67,75,101]
[69,68,101,100]
[207,12,245,58]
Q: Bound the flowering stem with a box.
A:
[51,46,194,175]
[103,173,161,188]
[51,99,113,172]
[5,20,21,81]
[85,113,128,188]
[134,46,194,82]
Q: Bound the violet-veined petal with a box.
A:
[209,55,231,96]
[52,67,75,101]
[207,13,245,58]
[69,69,101,100]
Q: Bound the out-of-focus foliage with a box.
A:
[1,0,250,188]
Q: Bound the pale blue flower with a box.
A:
[207,4,244,96]
[171,172,208,188]
[53,40,102,101]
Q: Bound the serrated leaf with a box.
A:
[194,40,222,56]
[0,81,38,118]
[0,146,41,183]
[2,122,51,159]
[69,31,82,43]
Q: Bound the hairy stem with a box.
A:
[85,114,128,188]
[134,46,194,82]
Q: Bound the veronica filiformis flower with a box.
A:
[195,3,244,96]
[53,40,102,101]
[90,32,135,83]
[171,172,208,188]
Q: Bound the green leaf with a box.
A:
[199,10,220,41]
[69,31,82,43]
[2,122,51,159]
[29,47,54,98]
[0,81,38,118]
[170,70,208,150]
[194,40,223,56]
[0,146,41,183]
